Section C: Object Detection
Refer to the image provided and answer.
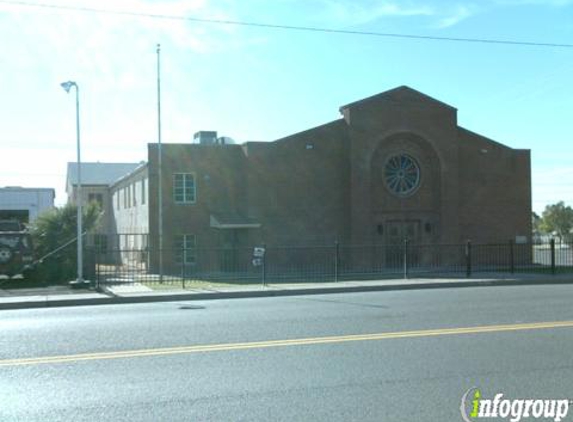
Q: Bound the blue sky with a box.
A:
[0,0,571,211]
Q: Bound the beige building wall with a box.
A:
[109,166,149,251]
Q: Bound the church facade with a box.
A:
[109,86,531,272]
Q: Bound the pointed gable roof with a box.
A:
[339,85,457,113]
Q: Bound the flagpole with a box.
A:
[157,43,164,282]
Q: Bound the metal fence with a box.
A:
[92,239,573,288]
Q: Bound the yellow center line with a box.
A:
[2,320,573,367]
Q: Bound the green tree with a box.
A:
[539,201,573,241]
[29,202,102,284]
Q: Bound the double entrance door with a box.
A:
[385,220,421,267]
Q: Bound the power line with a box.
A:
[2,0,573,49]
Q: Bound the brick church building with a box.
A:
[104,86,531,271]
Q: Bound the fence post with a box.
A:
[334,241,339,282]
[182,255,186,289]
[84,247,96,289]
[262,243,267,287]
[466,240,472,278]
[403,238,409,279]
[509,239,515,274]
[94,248,99,290]
[550,238,556,275]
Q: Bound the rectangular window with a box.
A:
[123,188,127,209]
[173,173,196,204]
[88,193,103,209]
[132,183,137,207]
[141,178,146,205]
[174,234,197,265]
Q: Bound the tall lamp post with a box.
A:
[61,80,83,283]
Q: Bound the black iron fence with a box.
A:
[91,239,573,288]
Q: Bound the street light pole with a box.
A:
[61,81,83,283]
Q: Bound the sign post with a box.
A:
[252,246,266,286]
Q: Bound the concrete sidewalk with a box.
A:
[1,273,572,310]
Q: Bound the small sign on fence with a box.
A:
[515,235,528,244]
[252,246,266,267]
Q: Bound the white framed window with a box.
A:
[173,173,196,204]
[132,183,137,207]
[174,234,197,265]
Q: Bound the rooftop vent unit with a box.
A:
[193,131,218,145]
[216,136,235,145]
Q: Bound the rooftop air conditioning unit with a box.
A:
[216,136,236,145]
[193,131,218,145]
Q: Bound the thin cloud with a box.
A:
[494,0,573,6]
[435,4,479,28]
[0,0,237,54]
[317,0,434,27]
[308,1,484,31]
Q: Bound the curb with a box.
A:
[1,277,572,311]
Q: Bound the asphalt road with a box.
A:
[2,285,573,421]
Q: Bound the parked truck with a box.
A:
[0,220,34,278]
